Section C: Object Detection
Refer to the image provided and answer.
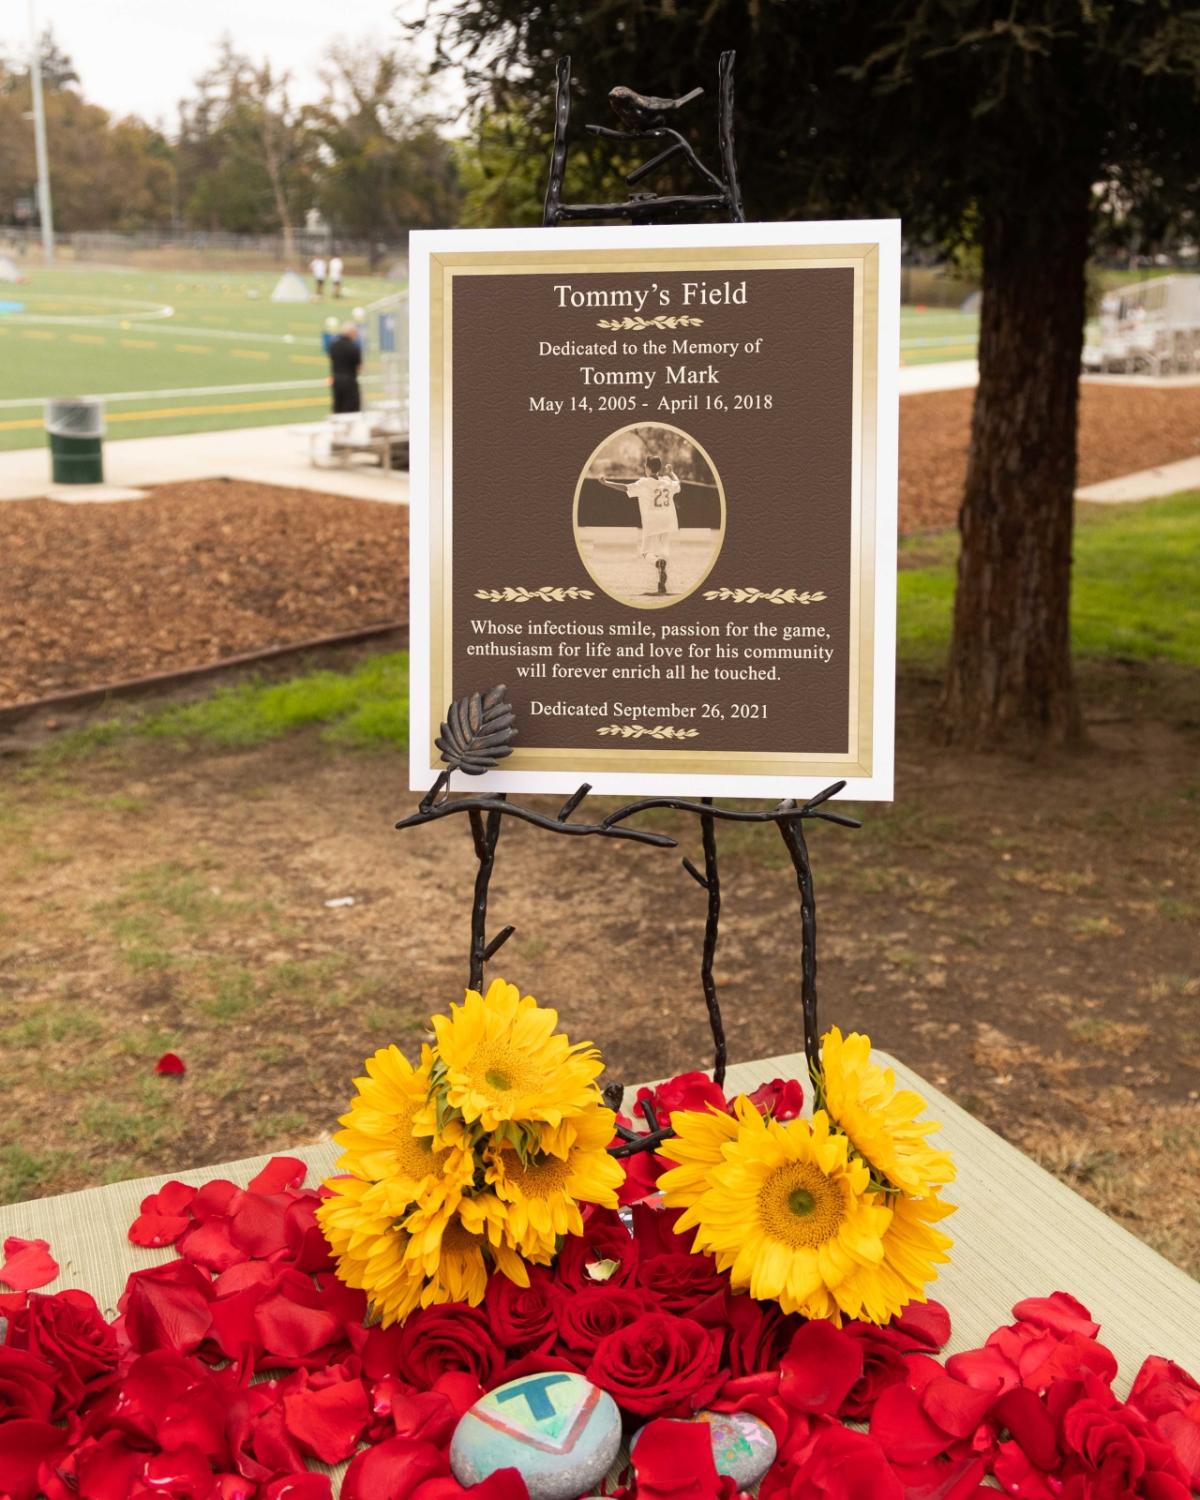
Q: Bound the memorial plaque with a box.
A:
[409,222,899,798]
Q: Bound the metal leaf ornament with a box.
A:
[436,685,517,775]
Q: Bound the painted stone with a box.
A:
[450,1372,621,1500]
[631,1409,777,1488]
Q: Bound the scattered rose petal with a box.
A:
[155,1052,186,1076]
[0,1237,59,1292]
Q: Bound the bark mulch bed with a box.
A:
[1,481,408,705]
[1,381,1197,704]
[901,382,1200,533]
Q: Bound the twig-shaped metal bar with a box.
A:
[587,123,728,196]
[775,806,822,1082]
[717,49,745,222]
[682,798,726,1087]
[397,788,678,846]
[542,55,572,227]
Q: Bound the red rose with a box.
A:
[1128,1355,1200,1488]
[1060,1387,1191,1498]
[6,1289,119,1416]
[632,1203,726,1315]
[554,1286,652,1362]
[840,1325,916,1420]
[554,1210,638,1292]
[745,1078,805,1121]
[394,1303,503,1391]
[484,1268,557,1356]
[0,1347,57,1423]
[692,1287,794,1380]
[638,1072,729,1125]
[588,1312,725,1418]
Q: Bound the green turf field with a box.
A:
[0,264,976,452]
[0,264,405,452]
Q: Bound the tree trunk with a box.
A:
[940,191,1091,747]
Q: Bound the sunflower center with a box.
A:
[504,1149,572,1199]
[474,1043,535,1101]
[440,1218,483,1255]
[391,1104,446,1178]
[757,1161,844,1249]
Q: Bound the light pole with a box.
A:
[28,0,55,264]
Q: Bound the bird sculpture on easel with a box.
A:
[543,54,744,226]
[607,83,704,133]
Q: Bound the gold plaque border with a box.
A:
[426,244,880,781]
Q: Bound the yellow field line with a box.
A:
[231,349,270,361]
[121,338,157,349]
[21,329,55,340]
[175,343,212,354]
[69,333,106,344]
[0,393,328,434]
[290,354,325,365]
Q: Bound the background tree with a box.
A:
[426,0,1200,747]
[176,38,314,249]
[308,42,461,249]
[0,35,173,231]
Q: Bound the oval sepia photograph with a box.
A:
[573,422,726,609]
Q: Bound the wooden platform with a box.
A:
[3,1051,1197,1487]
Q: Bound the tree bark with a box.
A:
[940,189,1092,747]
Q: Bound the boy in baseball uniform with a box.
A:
[600,455,681,595]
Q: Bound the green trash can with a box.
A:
[46,396,105,484]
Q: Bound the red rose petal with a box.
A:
[230,1193,290,1258]
[633,1416,722,1498]
[121,1259,215,1355]
[342,1436,451,1500]
[780,1319,865,1414]
[248,1156,308,1194]
[892,1299,953,1351]
[0,1236,59,1291]
[1011,1291,1099,1340]
[920,1374,995,1437]
[155,1052,186,1076]
[128,1212,192,1248]
[412,1473,530,1500]
[179,1215,247,1273]
[872,1381,958,1463]
[0,1419,71,1500]
[993,1386,1060,1471]
[261,1477,334,1500]
[283,1374,370,1463]
[191,1179,241,1220]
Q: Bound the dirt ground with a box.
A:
[1,659,1197,1274]
[3,382,1199,706]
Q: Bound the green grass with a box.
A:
[899,491,1200,668]
[37,652,410,764]
[0,264,404,451]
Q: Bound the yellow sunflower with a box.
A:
[431,978,604,1131]
[404,1195,530,1307]
[659,1103,894,1324]
[315,1175,425,1327]
[332,1043,474,1203]
[836,1190,955,1324]
[485,1102,625,1257]
[654,1100,740,1212]
[819,1028,956,1195]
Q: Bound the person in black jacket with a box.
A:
[327,322,363,413]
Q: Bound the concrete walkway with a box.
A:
[0,422,409,505]
[1077,453,1200,503]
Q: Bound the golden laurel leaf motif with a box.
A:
[594,314,706,331]
[474,586,596,604]
[702,587,828,605]
[596,724,700,740]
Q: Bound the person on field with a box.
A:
[310,255,327,297]
[329,253,344,298]
[328,321,363,413]
[599,453,681,595]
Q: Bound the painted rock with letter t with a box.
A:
[450,1372,621,1499]
[631,1409,777,1489]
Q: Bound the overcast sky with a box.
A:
[6,0,458,130]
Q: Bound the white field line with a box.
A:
[0,375,380,409]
